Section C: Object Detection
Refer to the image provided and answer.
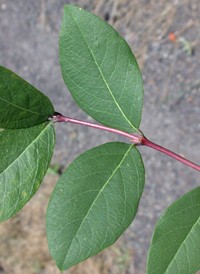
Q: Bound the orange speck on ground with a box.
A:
[168,32,177,42]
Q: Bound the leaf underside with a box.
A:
[60,5,143,132]
[0,122,55,222]
[0,66,54,129]
[147,186,200,274]
[46,142,145,270]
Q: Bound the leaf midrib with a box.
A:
[0,69,47,117]
[68,10,137,131]
[0,96,42,116]
[0,123,51,177]
[162,209,200,273]
[62,144,133,267]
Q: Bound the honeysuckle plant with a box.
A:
[0,5,199,273]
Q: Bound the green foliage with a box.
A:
[46,142,144,270]
[0,66,54,129]
[147,187,200,274]
[0,4,199,274]
[0,122,55,222]
[60,5,143,132]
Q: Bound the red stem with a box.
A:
[141,136,200,172]
[52,113,142,144]
[51,113,200,172]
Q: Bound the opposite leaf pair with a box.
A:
[0,66,55,222]
[0,4,144,270]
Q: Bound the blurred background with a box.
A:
[0,0,200,273]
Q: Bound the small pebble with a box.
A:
[1,4,6,10]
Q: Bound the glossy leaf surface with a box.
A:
[147,187,200,274]
[0,122,55,222]
[46,142,145,270]
[0,66,54,129]
[60,5,143,132]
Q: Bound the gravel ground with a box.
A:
[0,0,200,273]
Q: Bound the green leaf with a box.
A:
[147,186,200,274]
[0,66,54,129]
[46,142,145,270]
[60,5,143,132]
[0,122,55,222]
